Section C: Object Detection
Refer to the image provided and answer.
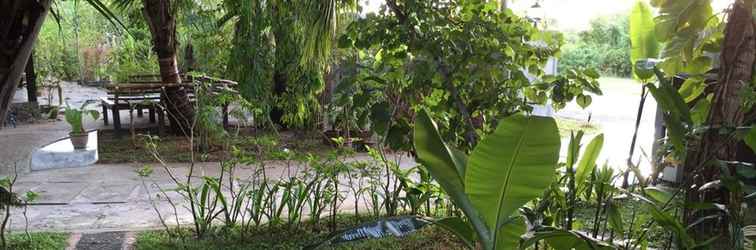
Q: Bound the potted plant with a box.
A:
[64,101,99,149]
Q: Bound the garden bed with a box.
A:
[134,215,463,250]
[98,129,330,163]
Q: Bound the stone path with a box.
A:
[66,231,135,250]
[0,120,70,175]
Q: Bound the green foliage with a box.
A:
[4,233,69,250]
[465,113,560,237]
[343,1,598,150]
[224,0,327,129]
[414,109,489,246]
[36,22,79,81]
[36,1,126,82]
[559,15,632,77]
[226,0,274,118]
[651,0,721,77]
[178,3,233,76]
[108,27,159,82]
[629,0,659,81]
[574,134,604,192]
[415,109,566,249]
[646,69,692,158]
[746,127,756,153]
[63,101,99,134]
[134,216,463,250]
[525,69,602,111]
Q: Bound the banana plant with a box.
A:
[623,0,662,187]
[414,109,561,249]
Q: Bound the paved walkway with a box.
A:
[3,81,106,175]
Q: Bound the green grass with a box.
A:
[98,130,330,164]
[134,215,463,250]
[556,117,601,138]
[572,198,669,248]
[98,132,196,163]
[3,232,69,250]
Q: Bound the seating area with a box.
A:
[100,74,237,134]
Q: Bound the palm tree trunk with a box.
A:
[142,0,194,135]
[0,0,49,128]
[683,0,755,248]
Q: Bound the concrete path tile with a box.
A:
[28,182,90,204]
[75,232,125,250]
[71,183,139,203]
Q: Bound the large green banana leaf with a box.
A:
[496,216,526,248]
[464,113,561,245]
[414,109,491,246]
[630,0,659,80]
[575,134,604,192]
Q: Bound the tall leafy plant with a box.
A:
[648,1,755,247]
[622,0,661,187]
[629,1,659,82]
[414,109,561,249]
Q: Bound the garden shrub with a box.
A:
[560,14,631,78]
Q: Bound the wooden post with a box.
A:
[102,103,109,125]
[112,93,121,132]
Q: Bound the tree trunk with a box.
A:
[683,0,755,248]
[25,50,38,104]
[0,0,49,127]
[142,0,194,135]
[183,39,194,73]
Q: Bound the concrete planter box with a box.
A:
[31,130,98,171]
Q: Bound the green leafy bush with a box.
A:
[108,28,159,83]
[559,15,631,78]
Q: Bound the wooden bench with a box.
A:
[101,75,238,133]
[100,88,164,133]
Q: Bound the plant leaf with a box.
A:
[606,201,624,234]
[414,109,465,191]
[690,96,711,125]
[576,94,592,109]
[414,109,491,245]
[630,0,659,80]
[435,217,476,249]
[450,147,469,178]
[567,131,585,167]
[575,134,604,192]
[495,216,526,249]
[678,77,705,103]
[464,113,560,237]
[522,228,615,250]
[644,186,674,206]
[745,126,756,154]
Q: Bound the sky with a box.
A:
[360,0,734,31]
